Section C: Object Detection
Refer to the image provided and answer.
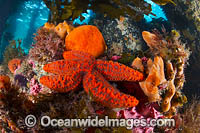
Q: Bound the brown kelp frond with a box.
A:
[43,0,153,23]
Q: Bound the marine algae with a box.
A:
[1,40,25,73]
[152,0,176,6]
[43,0,153,23]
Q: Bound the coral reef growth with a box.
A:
[1,40,25,73]
[29,21,75,64]
[114,28,190,132]
[14,74,28,88]
[43,22,55,30]
[0,75,10,92]
[117,103,164,132]
[0,76,97,132]
[110,55,122,61]
[0,19,193,132]
[140,29,190,117]
[131,57,144,72]
[29,27,65,63]
[108,42,124,58]
[142,30,190,89]
[162,0,200,97]
[11,57,45,94]
[172,0,200,33]
[0,74,123,132]
[92,16,143,58]
[179,97,200,133]
[161,63,176,112]
[29,78,43,95]
[44,21,74,39]
[54,21,74,39]
[139,56,166,102]
[0,80,26,133]
[118,52,143,65]
[14,59,36,81]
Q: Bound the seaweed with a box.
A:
[179,97,200,133]
[118,50,148,65]
[29,28,65,63]
[43,0,153,24]
[0,84,120,132]
[1,40,25,73]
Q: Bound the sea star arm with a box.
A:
[43,60,90,75]
[40,73,82,92]
[83,71,139,108]
[63,50,95,62]
[95,60,144,81]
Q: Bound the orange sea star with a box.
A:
[40,51,144,108]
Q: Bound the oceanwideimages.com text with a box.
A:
[25,115,175,129]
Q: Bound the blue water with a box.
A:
[0,0,49,56]
[73,10,95,25]
[13,0,49,53]
[144,0,167,22]
[73,0,167,24]
[0,0,167,61]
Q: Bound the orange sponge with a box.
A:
[8,58,21,73]
[65,25,106,58]
[0,75,10,99]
